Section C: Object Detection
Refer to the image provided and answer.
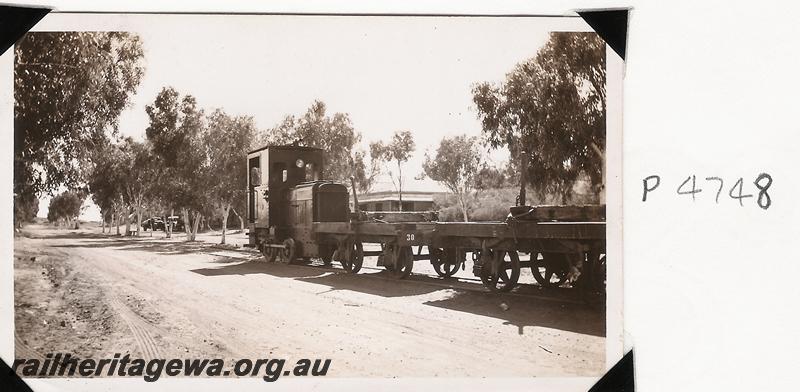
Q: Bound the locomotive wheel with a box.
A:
[281,238,296,264]
[430,248,459,278]
[261,244,277,263]
[391,246,414,279]
[480,249,520,292]
[531,253,569,287]
[341,241,364,274]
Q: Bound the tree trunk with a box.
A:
[165,208,173,239]
[397,161,403,211]
[232,208,245,231]
[182,208,191,237]
[135,205,142,237]
[518,152,529,206]
[459,195,469,222]
[220,205,230,245]
[183,208,198,241]
[190,211,201,241]
[124,209,131,236]
[590,142,606,205]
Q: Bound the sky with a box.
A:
[36,14,591,220]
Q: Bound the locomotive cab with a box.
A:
[246,144,349,261]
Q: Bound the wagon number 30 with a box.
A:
[642,173,773,210]
[406,233,415,242]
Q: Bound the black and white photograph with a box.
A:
[7,12,623,388]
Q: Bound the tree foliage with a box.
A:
[350,150,380,194]
[120,138,161,233]
[472,32,606,203]
[422,135,482,221]
[474,163,515,191]
[145,87,207,240]
[87,142,126,227]
[261,100,376,192]
[14,32,145,198]
[46,191,85,227]
[203,109,258,243]
[14,193,39,228]
[370,130,416,210]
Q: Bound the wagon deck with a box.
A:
[314,220,605,248]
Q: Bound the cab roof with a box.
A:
[248,144,324,155]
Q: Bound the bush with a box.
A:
[14,192,39,228]
[433,183,601,222]
[433,188,518,222]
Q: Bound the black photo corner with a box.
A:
[1,5,628,392]
[1,355,34,392]
[0,5,50,56]
[578,8,629,60]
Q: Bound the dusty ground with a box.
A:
[14,223,605,377]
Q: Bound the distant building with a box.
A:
[353,177,448,212]
[357,190,446,212]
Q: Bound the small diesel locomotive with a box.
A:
[246,144,606,294]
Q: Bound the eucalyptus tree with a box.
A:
[472,32,606,203]
[14,32,144,203]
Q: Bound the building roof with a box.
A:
[356,174,450,203]
[247,144,323,155]
[358,190,447,203]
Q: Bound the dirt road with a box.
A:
[14,224,605,377]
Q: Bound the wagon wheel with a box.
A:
[391,246,414,279]
[320,246,335,267]
[531,253,569,287]
[430,248,459,278]
[379,243,394,271]
[480,249,521,292]
[379,256,394,271]
[340,240,364,274]
[280,238,296,264]
[261,244,277,263]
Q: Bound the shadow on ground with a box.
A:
[295,270,443,297]
[45,234,238,257]
[190,261,331,279]
[423,290,605,337]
